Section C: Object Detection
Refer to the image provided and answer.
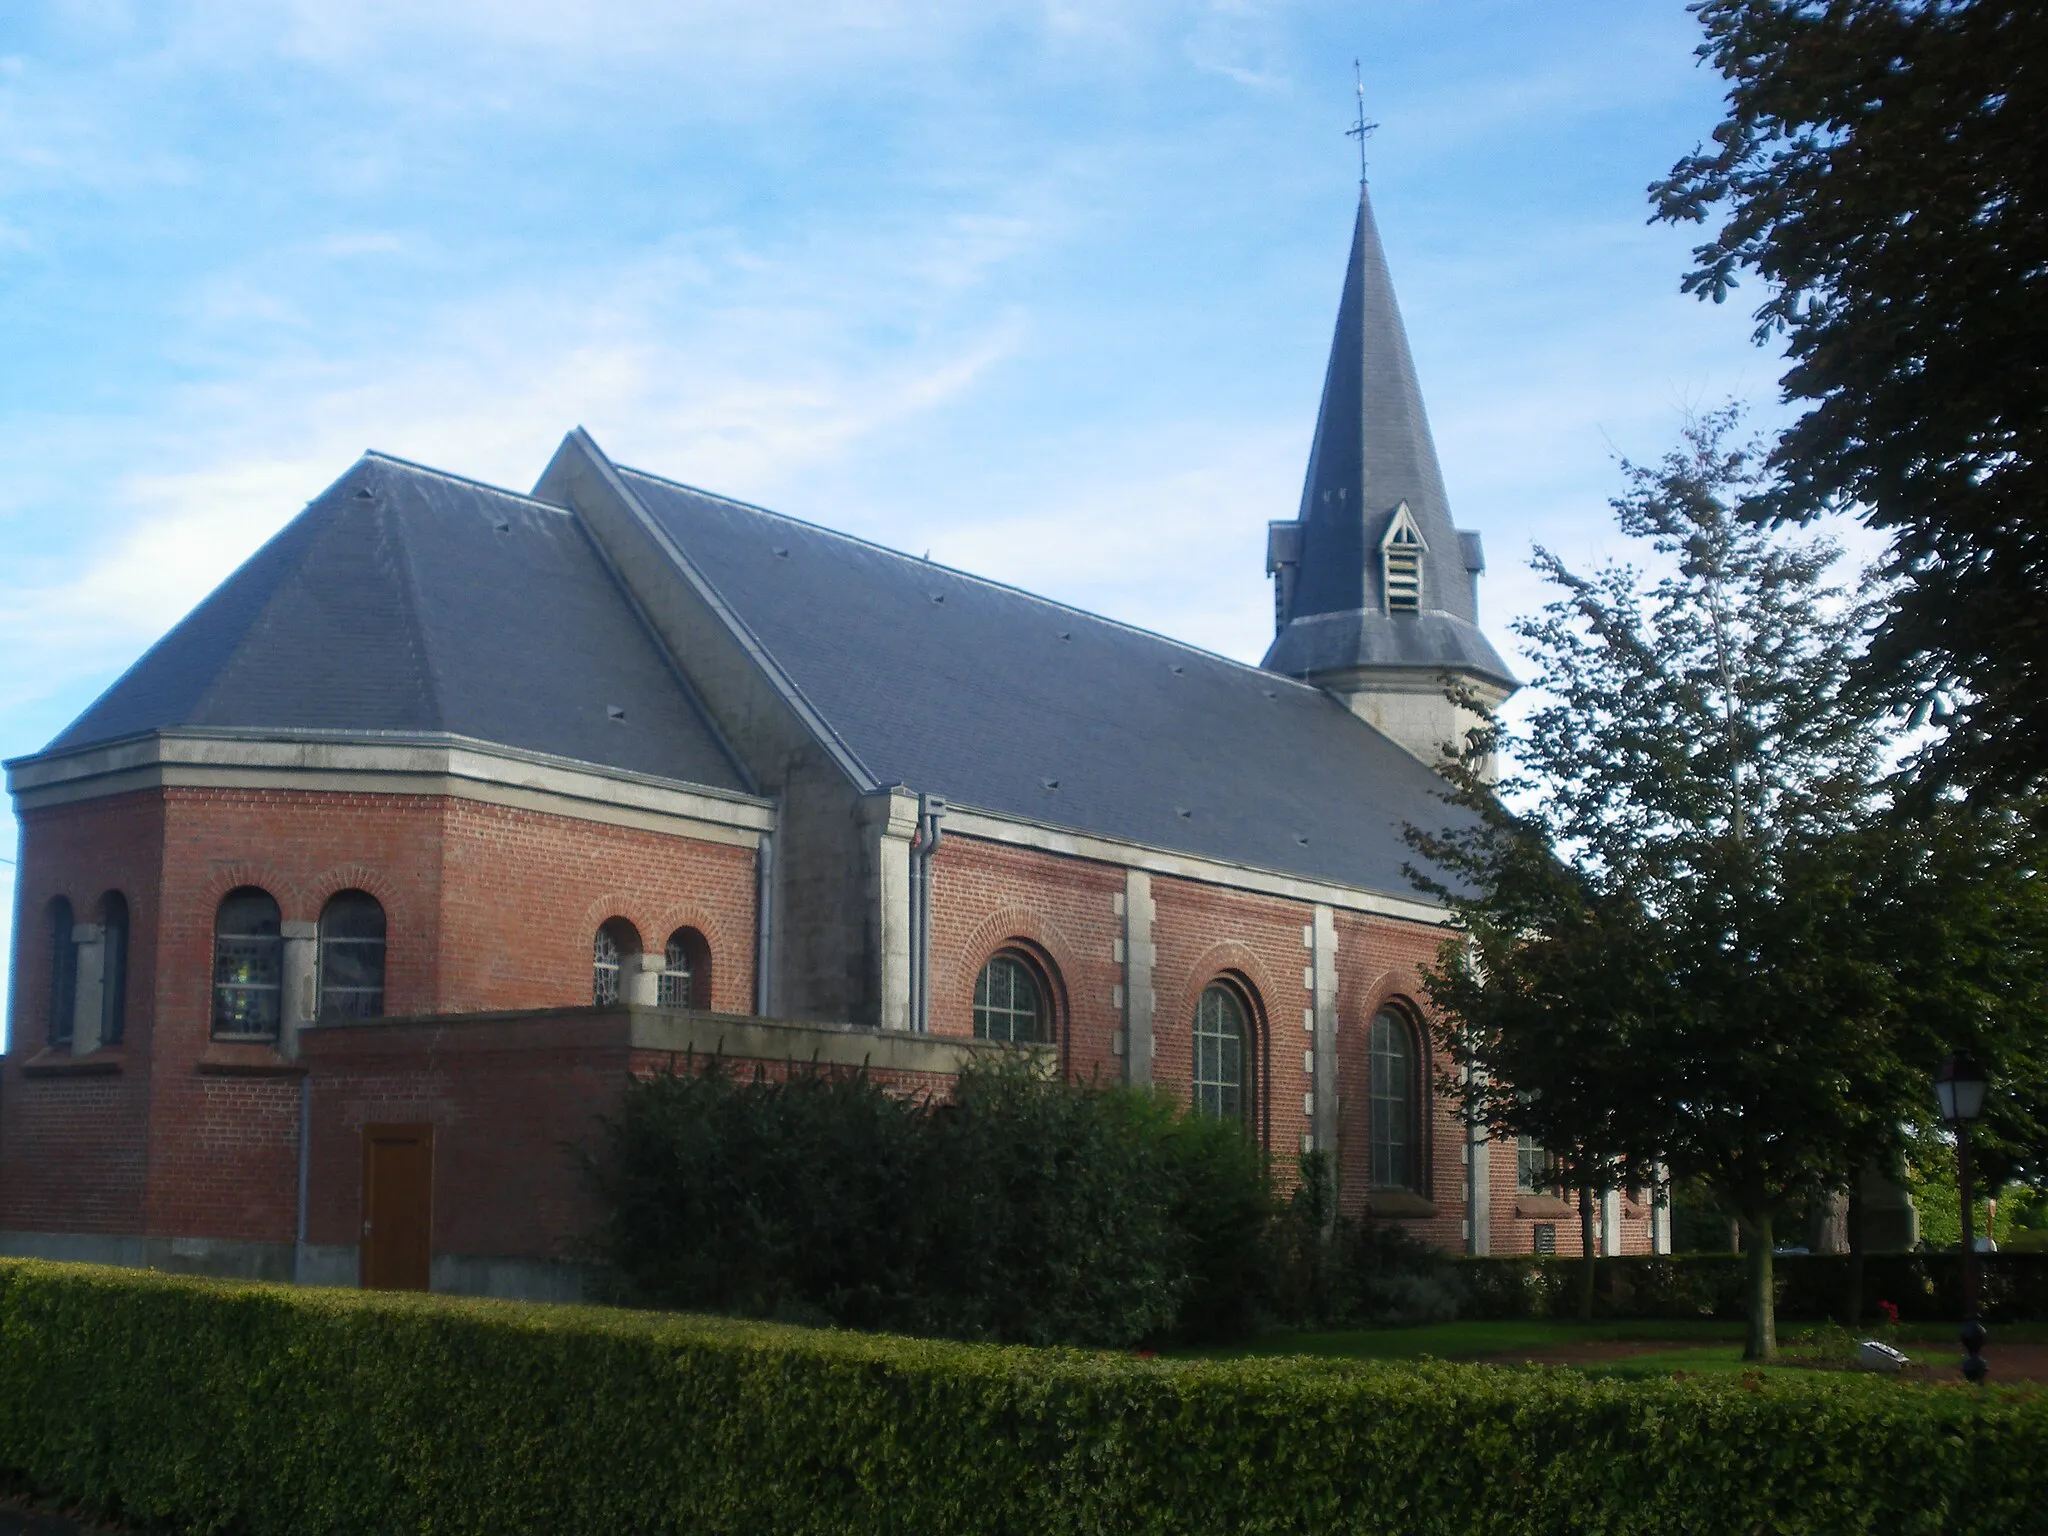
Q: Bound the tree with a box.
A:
[1412,409,1928,1359]
[1652,1,2048,801]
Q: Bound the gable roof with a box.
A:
[43,455,753,795]
[612,459,1469,901]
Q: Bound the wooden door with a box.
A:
[360,1124,433,1291]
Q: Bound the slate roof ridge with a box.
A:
[360,449,571,513]
[580,438,878,792]
[615,461,1343,705]
[567,509,761,796]
[183,468,364,727]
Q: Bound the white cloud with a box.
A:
[0,250,1024,711]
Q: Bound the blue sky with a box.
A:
[0,0,1817,1001]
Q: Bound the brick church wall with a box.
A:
[1330,908,1464,1244]
[1149,874,1315,1167]
[1,790,164,1236]
[925,836,1124,1082]
[4,784,759,1248]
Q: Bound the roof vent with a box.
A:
[772,547,789,558]
[1262,688,1277,699]
[1382,502,1428,613]
[606,706,626,722]
[1295,834,1310,846]
[1170,664,1185,675]
[1041,778,1060,791]
[1057,631,1071,642]
[930,593,945,605]
[492,520,511,534]
[1177,807,1193,819]
[353,487,375,500]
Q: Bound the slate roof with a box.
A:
[616,461,1468,900]
[1262,188,1515,690]
[44,455,754,795]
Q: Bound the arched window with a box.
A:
[47,897,76,1048]
[592,919,639,1005]
[973,951,1048,1044]
[1369,1007,1421,1190]
[319,891,386,1020]
[99,892,128,1047]
[658,928,711,1010]
[1192,982,1252,1122]
[213,888,282,1039]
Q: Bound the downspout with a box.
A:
[912,794,946,1033]
[754,828,776,1017]
[293,1071,312,1283]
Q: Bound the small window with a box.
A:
[1516,1134,1556,1195]
[1369,1007,1420,1190]
[99,892,128,1047]
[973,952,1047,1044]
[319,891,386,1020]
[658,928,711,1010]
[1192,982,1252,1122]
[47,897,76,1048]
[1381,502,1426,613]
[592,919,639,1005]
[213,888,282,1039]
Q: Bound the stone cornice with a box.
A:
[939,804,1452,928]
[6,729,775,846]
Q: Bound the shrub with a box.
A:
[583,1056,1273,1346]
[0,1260,2041,1536]
[1454,1251,2048,1323]
[1267,1157,1466,1327]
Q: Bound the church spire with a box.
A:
[1282,185,1465,623]
[1262,181,1516,766]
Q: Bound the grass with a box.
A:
[1190,1318,1744,1362]
[1189,1317,2048,1381]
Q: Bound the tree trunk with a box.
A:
[1577,1182,1598,1322]
[1740,1209,1776,1361]
[1845,1182,1865,1327]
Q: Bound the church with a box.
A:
[2,188,1667,1298]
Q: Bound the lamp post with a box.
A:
[1934,1054,1989,1386]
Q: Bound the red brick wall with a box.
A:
[1,791,165,1234]
[304,1015,633,1259]
[433,798,757,1016]
[7,779,1657,1263]
[1330,909,1466,1244]
[301,1017,973,1267]
[927,836,1124,1083]
[5,784,759,1246]
[139,787,757,1244]
[1150,873,1314,1165]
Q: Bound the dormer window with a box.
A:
[1381,503,1426,613]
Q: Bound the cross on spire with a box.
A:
[1345,59,1378,183]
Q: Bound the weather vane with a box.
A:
[1345,59,1378,183]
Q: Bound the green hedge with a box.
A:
[584,1058,1272,1345]
[0,1261,2044,1534]
[1458,1252,2048,1323]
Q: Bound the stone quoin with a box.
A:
[3,187,1665,1300]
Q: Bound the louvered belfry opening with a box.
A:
[1382,512,1423,613]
